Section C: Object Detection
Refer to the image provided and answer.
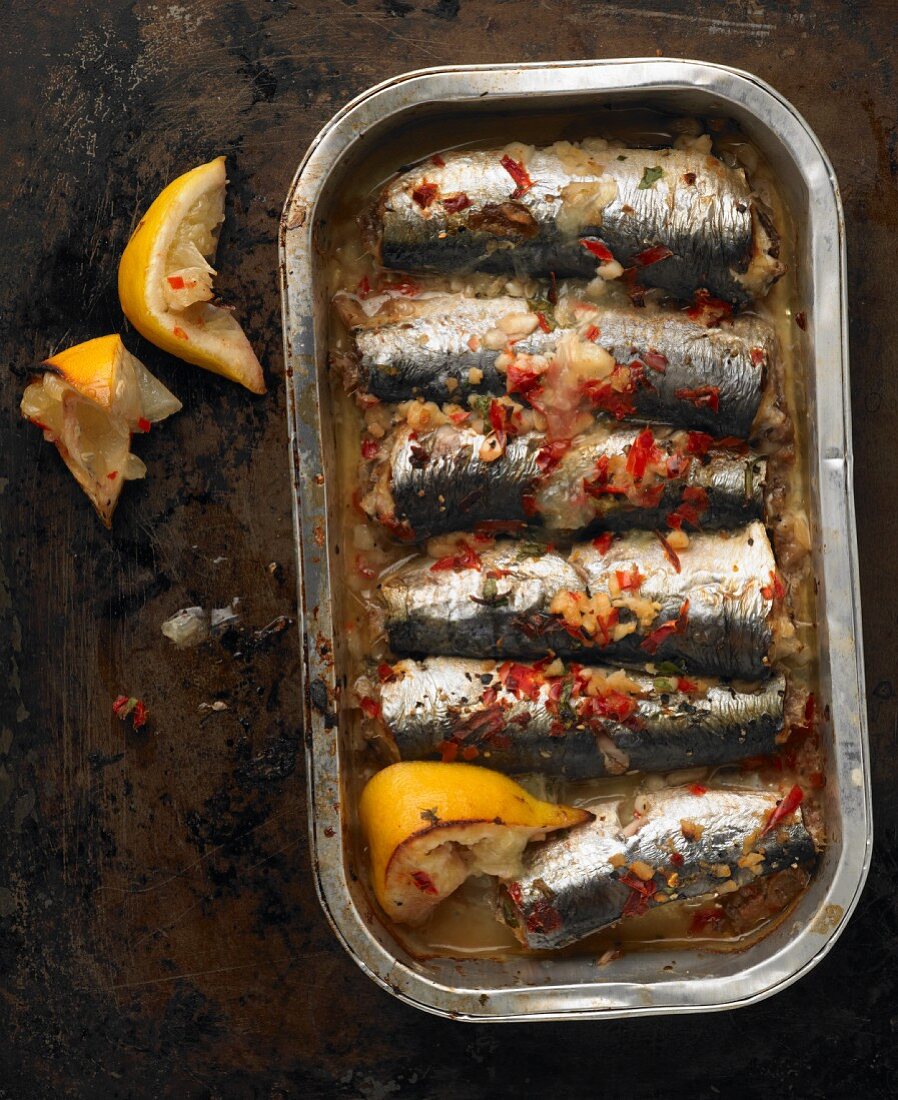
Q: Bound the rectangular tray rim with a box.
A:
[279,56,872,1022]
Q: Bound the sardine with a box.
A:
[501,784,816,950]
[371,656,786,779]
[365,421,765,540]
[371,143,784,304]
[381,540,583,659]
[339,290,780,439]
[379,522,780,679]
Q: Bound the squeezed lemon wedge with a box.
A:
[359,761,591,925]
[21,335,181,526]
[118,157,265,394]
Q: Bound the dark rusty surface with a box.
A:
[0,1,896,1096]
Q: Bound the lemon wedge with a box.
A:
[118,157,265,394]
[21,335,181,526]
[359,761,591,925]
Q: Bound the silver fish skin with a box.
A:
[502,785,816,950]
[375,656,786,779]
[569,522,776,679]
[366,421,766,540]
[380,523,778,679]
[380,541,582,659]
[341,290,778,438]
[373,145,784,305]
[340,293,521,404]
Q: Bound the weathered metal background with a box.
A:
[0,1,895,1095]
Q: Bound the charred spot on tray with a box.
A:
[310,677,329,713]
[467,202,539,239]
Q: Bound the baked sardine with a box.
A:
[500,784,816,950]
[371,142,784,305]
[339,290,782,439]
[367,656,786,779]
[379,522,781,679]
[364,421,765,540]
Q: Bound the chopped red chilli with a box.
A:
[112,695,148,729]
[643,349,668,373]
[411,870,439,895]
[359,696,381,720]
[685,431,715,458]
[641,598,690,653]
[431,153,446,167]
[622,267,646,307]
[361,437,379,460]
[497,661,544,701]
[442,192,472,214]
[690,907,725,934]
[393,280,421,297]
[615,568,645,591]
[634,244,674,267]
[761,785,804,835]
[536,311,551,333]
[535,438,571,474]
[411,181,439,208]
[666,485,710,530]
[377,663,396,683]
[583,324,601,342]
[525,899,563,934]
[685,290,733,327]
[500,154,533,198]
[651,528,682,572]
[592,532,615,554]
[689,783,708,796]
[761,570,787,601]
[438,739,459,762]
[430,545,482,572]
[580,238,615,263]
[619,871,656,918]
[675,385,720,413]
[625,428,660,480]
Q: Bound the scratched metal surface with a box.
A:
[0,1,894,1096]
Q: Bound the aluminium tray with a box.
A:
[279,58,871,1021]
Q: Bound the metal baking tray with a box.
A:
[279,58,871,1021]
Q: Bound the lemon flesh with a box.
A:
[359,761,591,925]
[21,335,181,526]
[118,157,265,394]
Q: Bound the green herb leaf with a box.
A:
[558,701,577,727]
[469,394,493,420]
[516,540,545,560]
[637,166,664,190]
[653,677,677,694]
[470,574,510,607]
[527,297,557,330]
